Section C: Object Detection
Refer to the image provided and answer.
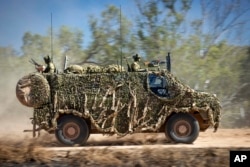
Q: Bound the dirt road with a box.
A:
[0,128,250,166]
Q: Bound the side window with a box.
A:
[148,74,169,97]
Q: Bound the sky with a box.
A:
[0,0,138,54]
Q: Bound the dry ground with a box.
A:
[0,128,250,167]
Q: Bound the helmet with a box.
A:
[133,54,141,61]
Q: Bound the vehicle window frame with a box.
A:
[147,73,169,98]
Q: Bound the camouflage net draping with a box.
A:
[29,69,221,137]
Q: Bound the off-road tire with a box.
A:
[165,113,199,144]
[55,115,89,146]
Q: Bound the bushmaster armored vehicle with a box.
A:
[16,55,221,146]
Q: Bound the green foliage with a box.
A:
[86,5,133,65]
[58,26,83,51]
[233,46,250,127]
[134,0,193,59]
[58,26,85,63]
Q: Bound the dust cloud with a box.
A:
[0,68,33,137]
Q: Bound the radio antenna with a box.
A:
[50,13,54,62]
[119,5,123,71]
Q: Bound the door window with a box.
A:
[148,73,169,97]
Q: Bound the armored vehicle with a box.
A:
[16,55,221,146]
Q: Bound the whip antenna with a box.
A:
[50,13,54,62]
[119,5,123,71]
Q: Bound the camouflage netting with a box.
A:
[26,68,221,137]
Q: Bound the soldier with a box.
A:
[43,55,56,73]
[131,54,145,72]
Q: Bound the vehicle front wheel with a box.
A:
[55,115,89,146]
[165,113,199,144]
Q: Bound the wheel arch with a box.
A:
[191,111,210,131]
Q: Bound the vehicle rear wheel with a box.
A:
[165,113,199,144]
[55,115,89,146]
